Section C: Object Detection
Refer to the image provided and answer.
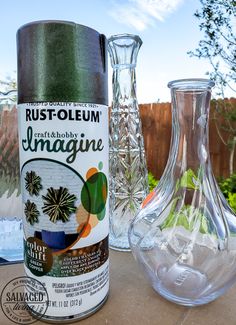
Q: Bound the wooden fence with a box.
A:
[139,101,236,180]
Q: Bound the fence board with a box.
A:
[139,101,236,180]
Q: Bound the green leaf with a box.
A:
[148,172,159,191]
[161,204,209,234]
[228,193,236,213]
[180,169,200,190]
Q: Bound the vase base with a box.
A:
[141,261,229,306]
[109,236,131,252]
[109,245,131,252]
[153,282,225,306]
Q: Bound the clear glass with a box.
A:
[0,90,23,263]
[129,79,236,306]
[108,34,149,251]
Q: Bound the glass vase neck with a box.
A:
[168,78,215,90]
[108,34,142,104]
[167,79,215,173]
[108,34,142,68]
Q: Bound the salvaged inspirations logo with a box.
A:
[0,276,48,324]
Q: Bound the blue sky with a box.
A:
[0,0,233,103]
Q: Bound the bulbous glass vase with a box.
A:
[108,34,149,251]
[129,79,236,306]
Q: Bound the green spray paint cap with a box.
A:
[17,20,108,105]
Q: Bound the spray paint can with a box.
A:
[17,20,109,322]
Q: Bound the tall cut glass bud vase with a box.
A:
[108,34,149,251]
[129,79,236,305]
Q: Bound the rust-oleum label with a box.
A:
[18,102,109,318]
